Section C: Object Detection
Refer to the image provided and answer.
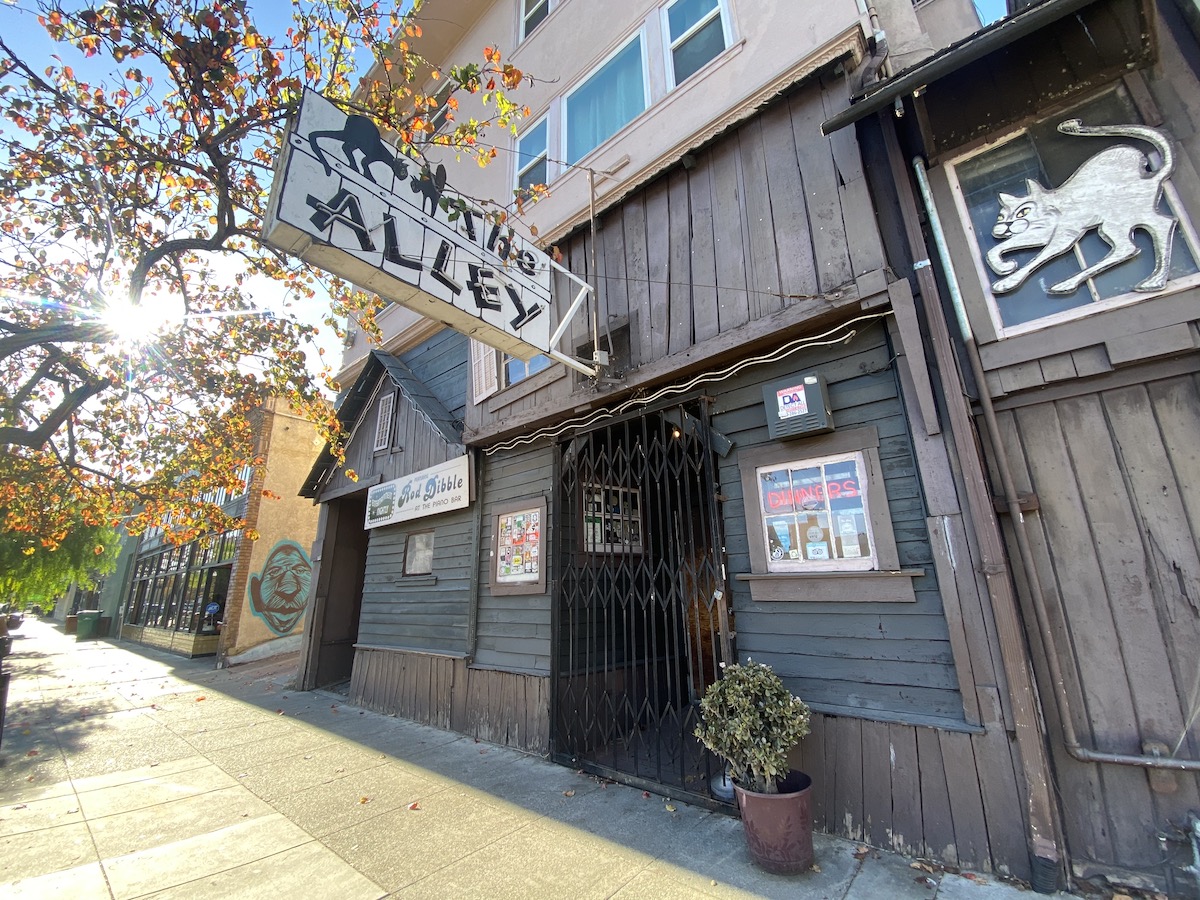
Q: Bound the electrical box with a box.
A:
[762,371,833,439]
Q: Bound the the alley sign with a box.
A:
[263,90,553,361]
[365,456,471,529]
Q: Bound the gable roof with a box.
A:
[300,350,462,499]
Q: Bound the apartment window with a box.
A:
[522,0,551,39]
[515,118,549,194]
[663,0,728,87]
[948,89,1199,336]
[373,391,396,451]
[565,35,647,165]
[426,81,454,134]
[404,531,435,576]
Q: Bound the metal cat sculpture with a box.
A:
[986,119,1176,296]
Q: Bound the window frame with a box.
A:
[490,497,548,595]
[373,391,396,452]
[403,530,435,576]
[661,0,731,90]
[563,31,650,167]
[944,91,1200,340]
[735,427,918,604]
[520,0,552,41]
[514,115,549,195]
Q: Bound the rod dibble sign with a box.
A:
[263,90,556,361]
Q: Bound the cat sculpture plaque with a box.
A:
[986,120,1176,296]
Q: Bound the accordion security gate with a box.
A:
[552,400,734,805]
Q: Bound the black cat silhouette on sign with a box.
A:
[307,115,410,186]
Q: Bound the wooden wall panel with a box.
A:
[713,322,966,725]
[991,370,1200,885]
[473,444,555,673]
[349,647,549,753]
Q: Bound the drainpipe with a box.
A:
[464,447,483,664]
[911,157,1200,773]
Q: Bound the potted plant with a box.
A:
[695,659,814,874]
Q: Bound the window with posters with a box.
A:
[583,484,643,554]
[491,498,548,594]
[735,427,917,603]
[756,452,874,572]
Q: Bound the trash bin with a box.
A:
[75,610,102,641]
[65,614,78,634]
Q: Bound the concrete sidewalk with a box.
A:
[0,619,1078,899]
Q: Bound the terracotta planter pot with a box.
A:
[733,771,814,875]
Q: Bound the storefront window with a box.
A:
[755,451,875,572]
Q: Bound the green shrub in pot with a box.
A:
[695,660,811,794]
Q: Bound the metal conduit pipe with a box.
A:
[911,156,1200,773]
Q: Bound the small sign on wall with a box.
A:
[762,371,833,439]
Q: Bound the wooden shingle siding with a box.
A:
[473,444,554,673]
[715,322,966,726]
[357,510,473,655]
[468,74,883,437]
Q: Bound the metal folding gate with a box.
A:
[552,399,734,804]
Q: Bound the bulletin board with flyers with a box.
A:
[491,497,548,594]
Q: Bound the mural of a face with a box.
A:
[249,541,312,634]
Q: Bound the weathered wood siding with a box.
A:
[349,647,549,753]
[990,366,1200,890]
[322,329,467,499]
[358,510,474,655]
[467,73,885,436]
[716,322,965,725]
[473,444,555,673]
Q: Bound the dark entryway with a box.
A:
[305,495,368,688]
[552,399,733,804]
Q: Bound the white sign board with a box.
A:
[365,456,471,529]
[263,90,553,361]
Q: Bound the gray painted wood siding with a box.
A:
[473,444,554,673]
[468,73,884,435]
[358,509,474,655]
[714,322,965,726]
[321,331,467,500]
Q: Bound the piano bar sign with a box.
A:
[365,456,471,529]
[262,90,553,361]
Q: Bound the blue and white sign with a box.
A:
[365,456,471,529]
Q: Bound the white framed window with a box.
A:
[521,0,551,40]
[753,450,876,573]
[564,33,648,165]
[404,531,435,576]
[515,117,549,194]
[426,81,455,135]
[471,340,552,403]
[946,87,1200,338]
[373,391,396,451]
[504,352,551,386]
[662,0,729,88]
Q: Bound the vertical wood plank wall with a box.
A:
[991,369,1200,886]
[468,73,884,434]
[349,648,550,754]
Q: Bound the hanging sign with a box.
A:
[263,90,553,361]
[364,456,471,529]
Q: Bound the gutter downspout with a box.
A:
[911,157,1200,774]
[464,447,483,664]
[877,120,1061,891]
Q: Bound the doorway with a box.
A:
[552,400,733,804]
